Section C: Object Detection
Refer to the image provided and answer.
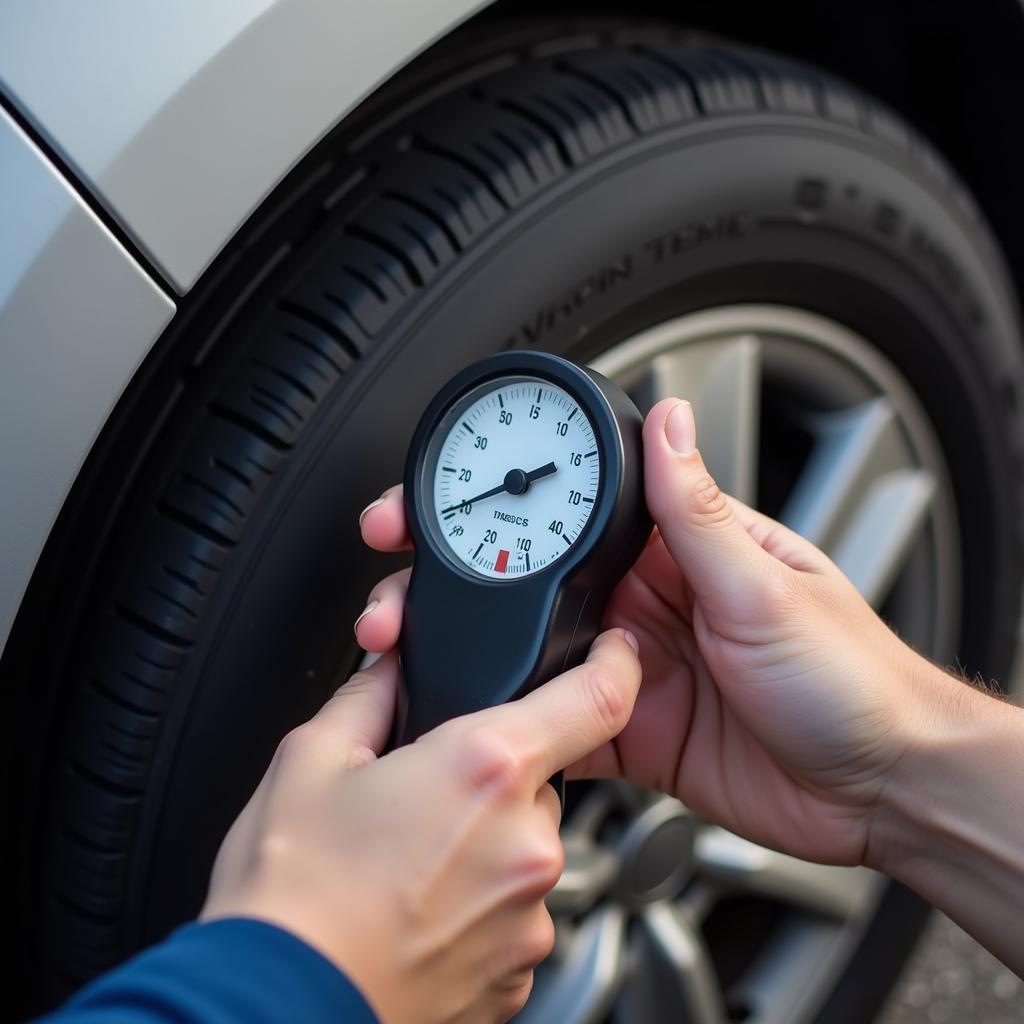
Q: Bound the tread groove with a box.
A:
[283,330,347,376]
[69,757,144,800]
[278,299,361,361]
[556,61,641,134]
[343,264,388,305]
[371,258,408,298]
[322,289,373,341]
[431,184,475,236]
[146,585,199,622]
[155,498,237,548]
[414,136,511,211]
[381,189,464,253]
[346,223,425,286]
[249,382,304,423]
[557,88,608,143]
[90,675,161,720]
[55,887,119,925]
[206,403,292,452]
[490,127,538,184]
[122,669,167,695]
[398,221,440,266]
[249,357,318,403]
[707,47,766,108]
[209,456,255,492]
[112,603,192,650]
[134,650,179,671]
[163,564,208,595]
[632,45,704,114]
[474,140,519,198]
[179,472,247,518]
[496,98,574,168]
[62,823,118,857]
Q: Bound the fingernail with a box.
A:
[353,599,379,634]
[665,400,696,455]
[622,629,640,655]
[358,496,385,527]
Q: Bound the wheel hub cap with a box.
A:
[617,799,696,905]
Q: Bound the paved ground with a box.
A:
[878,913,1023,1024]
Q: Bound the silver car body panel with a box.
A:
[0,0,489,292]
[0,0,487,654]
[0,108,175,649]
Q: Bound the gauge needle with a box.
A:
[441,461,557,514]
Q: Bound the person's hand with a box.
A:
[358,398,944,870]
[201,630,641,1024]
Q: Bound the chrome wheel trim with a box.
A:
[519,305,961,1024]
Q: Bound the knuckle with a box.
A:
[537,839,565,890]
[581,665,631,735]
[687,472,730,526]
[251,831,296,876]
[343,744,377,770]
[458,725,529,797]
[516,834,565,895]
[274,723,320,764]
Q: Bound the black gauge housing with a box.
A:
[394,352,651,747]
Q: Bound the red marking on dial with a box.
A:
[495,548,510,573]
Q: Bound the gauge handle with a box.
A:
[393,557,601,745]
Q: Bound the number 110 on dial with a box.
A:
[432,377,601,579]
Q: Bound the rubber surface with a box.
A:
[14,20,1023,1019]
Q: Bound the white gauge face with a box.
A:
[432,377,601,579]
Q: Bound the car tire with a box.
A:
[13,20,1023,1020]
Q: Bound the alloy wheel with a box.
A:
[520,304,961,1023]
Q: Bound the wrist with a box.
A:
[866,651,1023,880]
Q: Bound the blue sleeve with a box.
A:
[35,918,379,1024]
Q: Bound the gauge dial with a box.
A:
[431,376,601,579]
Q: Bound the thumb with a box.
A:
[643,398,775,615]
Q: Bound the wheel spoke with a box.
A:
[622,901,727,1024]
[695,827,876,921]
[722,917,859,1024]
[635,335,762,503]
[547,836,619,916]
[516,906,626,1024]
[780,398,909,549]
[830,468,936,608]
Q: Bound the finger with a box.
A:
[496,629,642,783]
[354,568,410,652]
[359,485,412,552]
[535,777,563,830]
[725,495,834,576]
[643,398,777,617]
[309,650,400,765]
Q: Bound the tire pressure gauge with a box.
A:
[393,351,651,753]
